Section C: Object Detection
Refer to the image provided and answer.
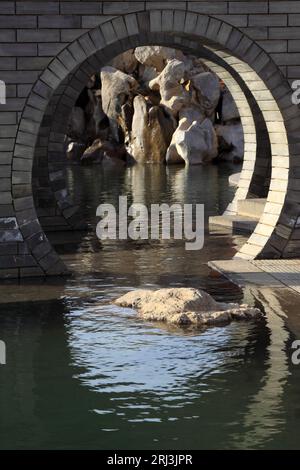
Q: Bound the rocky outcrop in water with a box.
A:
[66,46,244,166]
[129,95,175,163]
[115,288,262,327]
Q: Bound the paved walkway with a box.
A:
[208,259,300,294]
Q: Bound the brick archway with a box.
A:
[2,10,300,277]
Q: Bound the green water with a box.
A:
[1,164,300,450]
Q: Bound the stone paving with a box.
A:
[208,258,300,294]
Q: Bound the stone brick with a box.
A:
[41,69,60,89]
[289,15,300,26]
[215,15,247,28]
[184,12,197,34]
[0,113,17,126]
[241,27,268,40]
[269,27,300,40]
[68,41,87,63]
[0,125,17,138]
[61,2,102,15]
[0,179,11,191]
[57,48,78,71]
[38,43,67,57]
[249,15,287,27]
[0,16,37,29]
[0,30,15,42]
[0,2,15,14]
[104,2,144,15]
[0,44,37,56]
[229,2,268,14]
[0,243,18,255]
[17,57,51,71]
[270,1,300,13]
[0,57,16,70]
[101,21,118,44]
[288,40,300,53]
[17,85,32,98]
[271,52,300,66]
[81,15,114,29]
[61,29,89,42]
[188,2,227,14]
[0,166,12,178]
[38,15,81,29]
[162,10,175,32]
[16,2,59,15]
[258,40,288,53]
[111,17,128,40]
[17,29,60,42]
[13,158,32,172]
[124,13,139,36]
[287,66,300,78]
[146,2,186,10]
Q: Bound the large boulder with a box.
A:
[81,139,127,165]
[100,66,138,142]
[80,138,105,164]
[129,95,148,162]
[85,89,108,143]
[138,65,159,88]
[166,117,218,165]
[110,49,138,75]
[216,123,244,162]
[129,95,174,163]
[191,71,220,118]
[149,59,190,117]
[179,105,205,125]
[134,46,184,72]
[221,89,240,122]
[115,288,262,326]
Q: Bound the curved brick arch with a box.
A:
[2,10,300,277]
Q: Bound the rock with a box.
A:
[129,95,148,162]
[216,123,244,162]
[80,139,105,164]
[147,105,175,163]
[110,49,138,74]
[166,117,218,165]
[139,65,159,87]
[67,106,86,140]
[66,141,86,162]
[129,95,174,163]
[114,288,262,327]
[221,89,240,122]
[134,46,184,72]
[149,59,190,117]
[100,66,138,142]
[81,139,127,165]
[166,118,190,164]
[179,105,205,125]
[191,72,220,118]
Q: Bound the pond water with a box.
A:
[0,164,300,450]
